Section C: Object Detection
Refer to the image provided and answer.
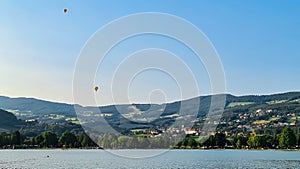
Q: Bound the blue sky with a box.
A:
[0,1,299,105]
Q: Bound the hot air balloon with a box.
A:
[94,86,99,92]
[63,8,68,13]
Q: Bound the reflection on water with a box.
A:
[0,149,299,169]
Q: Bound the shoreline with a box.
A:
[0,148,299,151]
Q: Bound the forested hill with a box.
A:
[225,92,300,105]
[0,109,23,131]
[0,92,299,123]
[0,92,299,146]
[0,96,75,118]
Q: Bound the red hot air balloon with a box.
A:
[63,8,68,13]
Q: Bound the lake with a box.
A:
[0,149,299,168]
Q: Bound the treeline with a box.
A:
[97,126,300,149]
[179,126,300,149]
[1,126,299,149]
[0,131,97,149]
[226,92,300,104]
[98,134,175,149]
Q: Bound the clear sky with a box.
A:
[0,1,299,105]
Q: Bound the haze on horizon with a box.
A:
[0,1,299,105]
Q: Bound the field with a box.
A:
[253,120,268,125]
[253,117,281,125]
[290,116,300,121]
[190,135,208,142]
[267,100,287,104]
[269,117,280,121]
[227,102,254,108]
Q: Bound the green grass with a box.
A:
[50,115,65,120]
[290,116,300,121]
[65,117,81,124]
[162,113,179,118]
[253,120,268,125]
[290,99,300,102]
[267,100,287,104]
[6,109,20,113]
[269,117,280,121]
[227,102,254,108]
[65,117,77,121]
[135,134,150,137]
[253,117,281,125]
[190,136,208,142]
[130,129,145,132]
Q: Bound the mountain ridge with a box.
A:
[0,92,299,138]
[0,92,299,122]
[1,91,299,108]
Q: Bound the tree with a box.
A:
[236,135,248,149]
[203,135,215,148]
[236,139,242,149]
[80,134,96,147]
[149,137,161,148]
[247,135,256,148]
[59,131,77,148]
[263,134,274,148]
[34,134,44,147]
[43,132,58,148]
[215,132,226,148]
[247,135,267,148]
[298,134,300,147]
[98,134,117,149]
[279,126,296,148]
[10,131,21,145]
[118,136,129,148]
[272,134,279,148]
[187,138,197,148]
[182,138,189,148]
[33,132,58,148]
[176,140,182,148]
[137,137,150,149]
[83,134,97,147]
[0,132,6,147]
[131,137,138,149]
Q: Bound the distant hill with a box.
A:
[0,92,299,136]
[225,92,300,104]
[0,96,76,120]
[0,109,24,131]
[0,92,299,122]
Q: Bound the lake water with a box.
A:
[0,149,299,169]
